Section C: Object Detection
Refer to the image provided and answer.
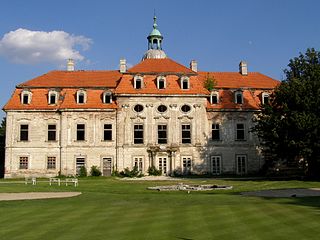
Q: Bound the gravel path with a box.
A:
[241,188,320,198]
[0,192,81,201]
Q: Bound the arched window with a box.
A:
[103,92,112,104]
[48,90,59,105]
[157,76,166,89]
[262,92,269,104]
[134,76,144,89]
[21,90,32,105]
[210,91,219,104]
[235,90,243,104]
[181,76,190,90]
[77,90,86,104]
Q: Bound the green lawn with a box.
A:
[1,178,320,240]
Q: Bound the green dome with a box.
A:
[149,28,162,37]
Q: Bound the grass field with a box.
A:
[1,178,320,240]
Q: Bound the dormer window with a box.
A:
[48,90,58,105]
[210,91,219,104]
[181,76,190,90]
[103,92,112,104]
[134,76,144,89]
[77,90,86,104]
[262,92,269,104]
[21,90,32,105]
[235,90,243,104]
[157,76,166,89]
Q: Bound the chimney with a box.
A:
[119,59,126,73]
[239,61,248,75]
[67,59,75,71]
[190,60,197,72]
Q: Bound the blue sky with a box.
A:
[1,0,320,119]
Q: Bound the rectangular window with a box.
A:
[182,80,189,89]
[103,124,112,141]
[76,157,86,175]
[47,156,56,169]
[77,124,85,141]
[134,124,144,144]
[158,79,165,89]
[236,123,245,140]
[212,123,220,141]
[20,124,29,141]
[158,157,167,175]
[78,94,85,104]
[19,157,28,169]
[211,156,221,175]
[236,93,243,104]
[134,157,143,172]
[211,94,218,104]
[181,124,191,144]
[158,125,167,144]
[104,94,111,104]
[48,124,56,141]
[182,157,192,174]
[49,94,56,104]
[263,94,269,104]
[236,155,247,175]
[135,79,142,89]
[23,94,29,104]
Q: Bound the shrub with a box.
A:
[78,166,87,177]
[147,166,162,176]
[118,166,143,178]
[90,165,102,176]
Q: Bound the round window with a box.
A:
[134,104,144,113]
[181,104,191,113]
[157,105,167,113]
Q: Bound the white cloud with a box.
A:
[0,28,92,64]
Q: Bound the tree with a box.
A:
[0,117,6,137]
[204,74,217,91]
[253,48,320,177]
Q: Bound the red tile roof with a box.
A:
[127,58,195,74]
[18,70,122,88]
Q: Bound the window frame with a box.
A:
[210,91,219,104]
[47,124,57,141]
[19,156,28,169]
[21,90,32,105]
[235,91,243,104]
[181,124,191,144]
[103,124,112,141]
[157,76,166,89]
[181,76,190,90]
[20,124,29,141]
[262,92,270,105]
[236,123,245,141]
[77,90,86,104]
[48,90,59,105]
[103,92,112,104]
[211,155,222,175]
[182,156,192,174]
[133,124,144,144]
[134,76,144,89]
[157,124,167,144]
[76,124,86,141]
[133,156,144,173]
[212,123,220,141]
[236,154,247,175]
[47,156,56,169]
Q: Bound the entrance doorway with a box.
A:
[158,157,168,175]
[211,156,221,175]
[76,158,85,175]
[103,158,112,176]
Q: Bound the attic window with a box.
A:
[21,90,32,105]
[210,92,219,104]
[181,76,190,90]
[48,91,58,105]
[134,76,143,89]
[262,93,269,104]
[235,91,243,104]
[157,77,166,89]
[103,92,112,104]
[77,90,86,104]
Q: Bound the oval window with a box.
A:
[134,104,144,113]
[157,105,167,113]
[181,104,191,113]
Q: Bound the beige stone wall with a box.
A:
[4,96,263,178]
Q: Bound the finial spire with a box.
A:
[153,11,157,29]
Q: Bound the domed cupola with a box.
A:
[142,15,167,60]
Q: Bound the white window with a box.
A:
[235,91,243,104]
[134,76,143,89]
[158,157,168,175]
[103,92,112,104]
[182,157,192,174]
[181,76,190,90]
[133,157,143,173]
[211,156,221,175]
[21,90,32,104]
[157,76,166,89]
[262,92,269,104]
[210,91,219,104]
[236,155,247,175]
[48,90,58,105]
[77,90,86,104]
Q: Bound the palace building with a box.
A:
[2,16,279,178]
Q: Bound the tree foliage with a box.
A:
[204,74,217,91]
[0,117,5,137]
[253,48,320,177]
